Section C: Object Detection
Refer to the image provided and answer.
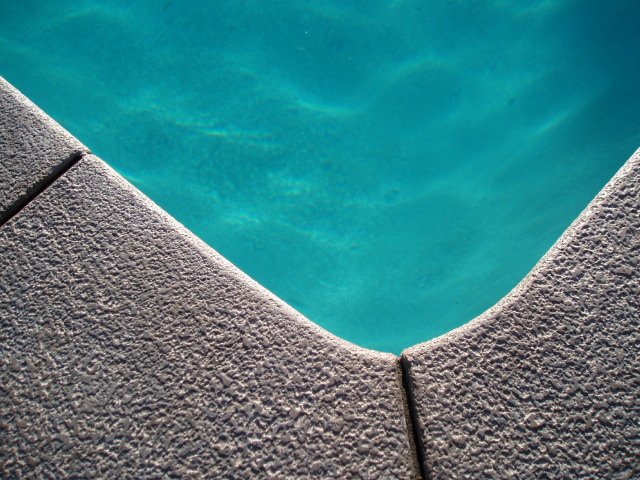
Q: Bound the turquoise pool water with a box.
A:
[1,1,639,353]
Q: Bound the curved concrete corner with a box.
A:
[402,150,640,479]
[0,77,88,224]
[2,76,639,479]
[0,79,419,478]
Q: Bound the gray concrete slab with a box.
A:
[0,76,88,224]
[402,150,640,479]
[0,155,419,479]
[3,74,639,479]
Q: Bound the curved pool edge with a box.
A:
[0,77,420,478]
[402,148,640,478]
[1,75,638,478]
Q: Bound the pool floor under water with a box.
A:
[1,1,639,353]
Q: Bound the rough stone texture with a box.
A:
[402,150,640,479]
[0,155,419,479]
[3,74,640,479]
[0,76,88,224]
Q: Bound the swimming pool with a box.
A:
[1,1,638,353]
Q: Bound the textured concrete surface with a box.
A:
[0,76,88,224]
[0,155,419,479]
[2,76,640,479]
[402,150,640,479]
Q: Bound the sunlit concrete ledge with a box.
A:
[402,148,640,478]
[0,77,419,479]
[1,76,638,479]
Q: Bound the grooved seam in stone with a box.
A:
[0,150,88,228]
[400,356,428,480]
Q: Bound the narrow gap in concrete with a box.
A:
[0,150,86,228]
[400,356,428,480]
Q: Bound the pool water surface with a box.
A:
[1,1,639,352]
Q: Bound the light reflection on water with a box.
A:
[1,0,639,352]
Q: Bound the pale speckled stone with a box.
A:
[0,76,89,223]
[402,149,640,479]
[0,155,419,479]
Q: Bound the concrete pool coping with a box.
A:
[1,76,638,478]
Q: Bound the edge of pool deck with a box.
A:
[1,76,638,478]
[402,150,640,478]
